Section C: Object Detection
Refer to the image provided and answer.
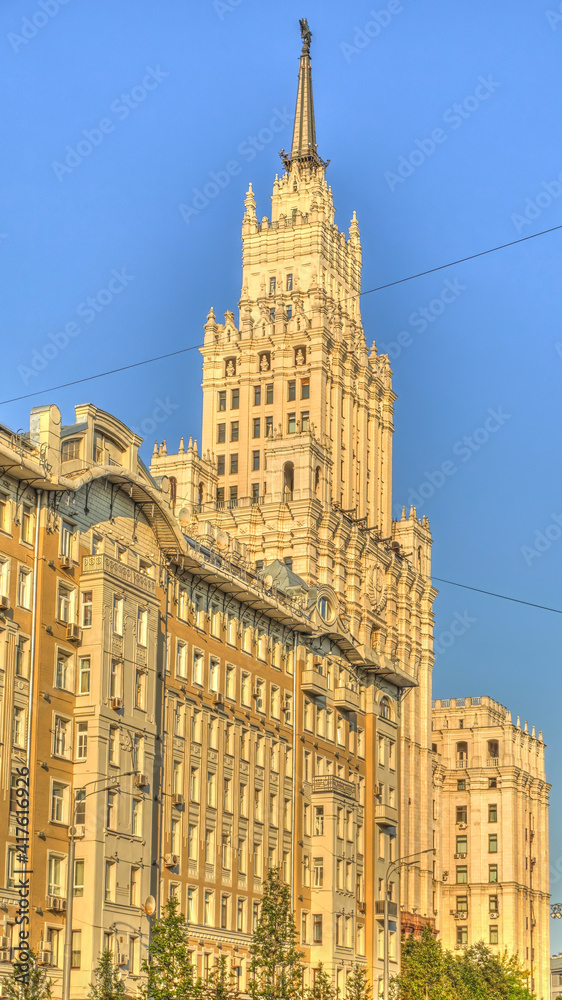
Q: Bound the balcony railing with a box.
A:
[375,901,398,918]
[312,775,356,800]
[301,670,328,698]
[374,803,398,827]
[334,687,361,712]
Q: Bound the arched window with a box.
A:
[380,697,392,721]
[283,462,294,497]
[487,740,499,759]
[169,477,177,509]
[314,466,321,497]
[456,741,468,762]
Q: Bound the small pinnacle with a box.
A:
[178,436,185,453]
[152,441,158,456]
[161,439,167,456]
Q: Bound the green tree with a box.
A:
[249,868,303,1000]
[456,942,534,1000]
[88,949,126,1000]
[204,954,240,1000]
[389,926,459,1000]
[141,895,202,1000]
[305,963,338,1000]
[2,950,53,1000]
[346,964,371,1000]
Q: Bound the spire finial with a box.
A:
[280,19,327,172]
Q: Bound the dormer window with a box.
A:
[61,439,81,462]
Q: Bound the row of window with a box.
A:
[217,376,310,413]
[457,777,498,790]
[451,894,499,916]
[455,864,500,883]
[456,804,498,823]
[456,925,499,946]
[454,834,499,854]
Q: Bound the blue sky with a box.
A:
[2,0,562,948]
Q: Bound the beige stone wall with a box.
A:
[432,696,550,1000]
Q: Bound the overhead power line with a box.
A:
[1,222,561,408]
[434,577,562,615]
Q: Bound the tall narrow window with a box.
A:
[81,591,93,627]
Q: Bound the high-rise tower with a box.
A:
[152,18,437,952]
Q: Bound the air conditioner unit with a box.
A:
[454,853,467,859]
[489,911,499,918]
[0,595,11,611]
[173,793,185,807]
[134,773,149,788]
[164,853,179,868]
[116,954,127,967]
[38,941,52,954]
[73,824,86,839]
[110,697,124,711]
[458,823,467,830]
[59,556,72,569]
[213,693,224,707]
[66,623,81,643]
[0,949,10,963]
[47,896,66,911]
[0,937,8,949]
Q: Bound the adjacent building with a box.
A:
[432,696,550,998]
[551,953,562,1000]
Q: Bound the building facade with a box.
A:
[150,20,437,941]
[0,400,404,997]
[551,953,562,1000]
[432,696,550,999]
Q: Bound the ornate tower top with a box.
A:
[281,19,328,171]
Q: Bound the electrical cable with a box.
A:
[1,223,561,407]
[433,576,562,615]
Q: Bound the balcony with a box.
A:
[334,687,361,712]
[375,803,398,827]
[301,670,328,698]
[312,775,356,800]
[455,759,468,769]
[375,900,398,918]
[82,553,156,597]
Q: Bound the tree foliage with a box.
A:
[249,868,304,1000]
[304,963,337,1000]
[203,954,240,1000]
[88,949,126,1000]
[390,927,535,1000]
[1,951,53,1000]
[141,895,202,1000]
[346,964,371,1000]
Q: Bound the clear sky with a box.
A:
[2,0,561,949]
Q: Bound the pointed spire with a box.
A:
[178,436,185,453]
[244,182,256,220]
[152,441,158,457]
[281,20,327,171]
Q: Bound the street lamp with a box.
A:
[551,904,562,919]
[62,771,136,1000]
[383,847,435,1000]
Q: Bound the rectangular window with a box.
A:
[77,656,90,697]
[81,591,92,628]
[132,798,142,836]
[53,716,70,757]
[489,804,498,823]
[288,413,296,434]
[231,421,239,442]
[489,925,499,945]
[218,391,226,411]
[288,380,296,401]
[230,453,238,474]
[314,806,324,836]
[51,782,66,823]
[252,450,260,471]
[489,834,498,853]
[217,423,226,443]
[217,455,225,476]
[74,788,85,825]
[187,886,197,922]
[266,384,273,404]
[456,896,468,916]
[71,929,81,970]
[22,505,34,545]
[456,926,468,946]
[237,897,246,932]
[456,835,467,854]
[456,866,468,884]
[176,641,187,678]
[73,859,84,897]
[301,411,310,431]
[231,389,239,409]
[313,858,323,888]
[76,722,88,759]
[313,914,322,944]
[269,276,276,294]
[253,418,261,438]
[204,890,213,924]
[137,608,148,646]
[301,378,310,399]
[457,779,466,790]
[55,650,72,690]
[286,273,293,291]
[106,790,117,829]
[253,384,262,407]
[193,650,204,686]
[113,596,123,635]
[105,860,116,902]
[57,584,73,622]
[135,669,146,710]
[456,805,467,824]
